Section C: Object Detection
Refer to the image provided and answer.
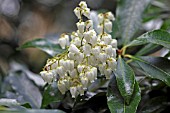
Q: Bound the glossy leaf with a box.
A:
[18,38,64,56]
[131,56,170,86]
[41,82,63,108]
[6,72,42,108]
[116,0,152,44]
[114,56,135,104]
[138,56,170,74]
[107,75,141,113]
[127,30,170,49]
[135,44,160,56]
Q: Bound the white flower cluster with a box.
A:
[40,1,117,98]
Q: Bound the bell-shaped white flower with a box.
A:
[92,67,97,80]
[69,69,78,78]
[71,37,81,46]
[104,68,112,79]
[92,46,101,56]
[83,8,90,18]
[98,13,104,23]
[104,19,112,33]
[74,7,81,19]
[110,39,117,48]
[58,35,69,49]
[77,85,84,96]
[69,44,80,54]
[76,52,84,64]
[102,33,112,44]
[86,20,93,30]
[68,52,75,60]
[107,58,117,71]
[97,24,103,34]
[77,64,85,73]
[79,1,87,8]
[90,35,97,45]
[83,43,91,56]
[83,31,91,43]
[40,71,54,83]
[56,66,65,78]
[80,76,89,89]
[58,80,67,94]
[99,52,107,62]
[70,86,78,98]
[99,64,105,75]
[76,22,85,33]
[106,12,115,21]
[71,32,78,39]
[85,70,95,83]
[105,45,113,57]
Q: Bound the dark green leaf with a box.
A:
[114,56,135,104]
[138,56,170,74]
[116,0,152,44]
[140,96,167,113]
[41,82,63,108]
[135,44,160,56]
[17,38,64,56]
[127,30,170,49]
[130,56,170,86]
[161,19,170,31]
[107,75,141,113]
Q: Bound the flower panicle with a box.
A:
[40,1,117,98]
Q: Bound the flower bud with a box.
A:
[59,34,69,49]
[102,34,112,44]
[104,19,112,33]
[83,43,91,56]
[79,1,87,8]
[76,52,84,64]
[107,58,117,71]
[71,37,81,46]
[99,52,107,62]
[74,7,81,19]
[105,45,113,57]
[106,12,115,21]
[85,70,95,83]
[77,85,84,96]
[76,22,85,33]
[110,39,117,48]
[86,20,93,30]
[104,68,112,79]
[77,64,85,73]
[83,31,91,43]
[58,80,67,94]
[70,86,77,98]
[92,46,101,56]
[98,13,104,23]
[80,76,89,89]
[68,52,75,60]
[69,44,80,54]
[40,71,54,83]
[83,8,90,18]
[56,66,65,78]
[69,69,78,78]
[97,24,103,34]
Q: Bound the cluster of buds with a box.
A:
[40,1,117,98]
